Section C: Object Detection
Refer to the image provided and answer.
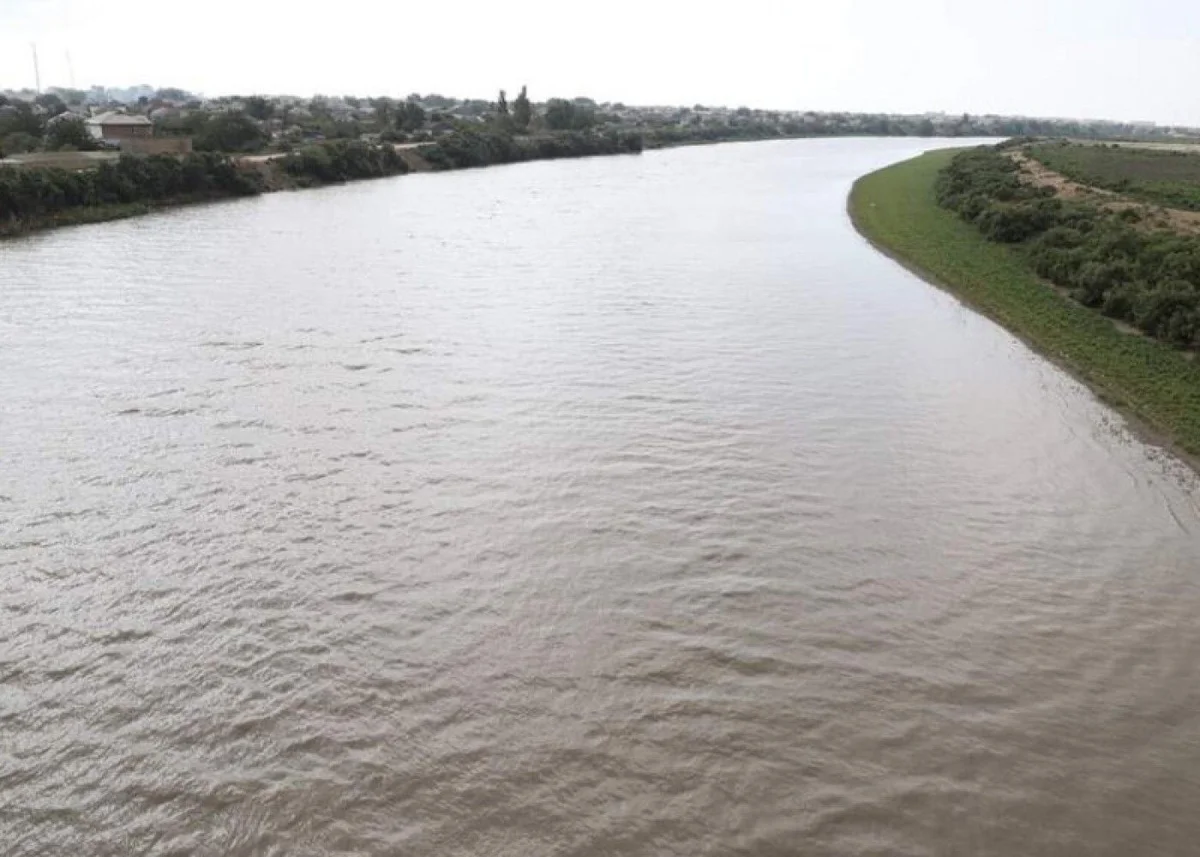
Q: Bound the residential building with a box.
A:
[85,112,154,145]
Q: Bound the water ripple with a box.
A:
[1,138,1198,857]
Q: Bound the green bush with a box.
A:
[280,140,408,183]
[937,145,1200,348]
[0,152,261,225]
[418,128,643,171]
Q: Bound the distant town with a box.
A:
[2,83,1197,162]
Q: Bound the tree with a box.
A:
[372,97,394,127]
[0,102,44,138]
[512,86,532,130]
[544,98,595,131]
[194,111,267,153]
[395,100,426,132]
[45,117,96,151]
[497,89,509,116]
[2,131,38,155]
[244,96,273,121]
[34,93,67,117]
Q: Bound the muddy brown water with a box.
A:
[2,138,1199,857]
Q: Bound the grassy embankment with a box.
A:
[849,148,1200,458]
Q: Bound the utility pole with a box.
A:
[31,43,41,93]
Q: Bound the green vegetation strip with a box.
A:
[850,149,1200,457]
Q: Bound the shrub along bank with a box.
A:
[937,144,1200,348]
[279,139,409,184]
[0,131,647,237]
[0,151,262,233]
[416,128,643,170]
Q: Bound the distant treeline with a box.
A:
[418,129,643,170]
[639,121,974,149]
[936,145,1200,347]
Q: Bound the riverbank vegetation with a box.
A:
[850,149,1200,457]
[0,129,644,237]
[0,151,262,234]
[417,128,643,170]
[279,140,409,184]
[937,145,1200,348]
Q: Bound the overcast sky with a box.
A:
[2,0,1197,124]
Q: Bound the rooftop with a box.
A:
[86,111,153,126]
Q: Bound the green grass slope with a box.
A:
[849,148,1200,458]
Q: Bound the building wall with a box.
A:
[100,124,153,139]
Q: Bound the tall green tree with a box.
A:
[497,90,509,116]
[395,100,426,132]
[544,98,595,131]
[512,86,532,131]
[34,93,67,117]
[244,96,273,121]
[45,117,96,151]
[194,111,268,153]
[0,102,44,138]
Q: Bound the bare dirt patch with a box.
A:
[1008,150,1200,236]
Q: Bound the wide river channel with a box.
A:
[3,138,1199,856]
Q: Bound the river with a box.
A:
[3,138,1199,857]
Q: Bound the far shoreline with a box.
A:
[0,133,1009,242]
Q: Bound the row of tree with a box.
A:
[418,128,642,171]
[0,125,648,231]
[937,144,1200,347]
[0,152,262,225]
[280,140,409,183]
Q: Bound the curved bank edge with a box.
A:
[847,148,1200,470]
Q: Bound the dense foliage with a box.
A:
[937,146,1200,347]
[0,129,644,235]
[44,117,97,152]
[280,140,409,183]
[512,87,532,131]
[0,152,261,227]
[418,129,643,170]
[1029,142,1200,211]
[193,111,269,153]
[852,149,1200,456]
[543,99,597,131]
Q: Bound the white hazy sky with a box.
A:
[2,0,1198,124]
